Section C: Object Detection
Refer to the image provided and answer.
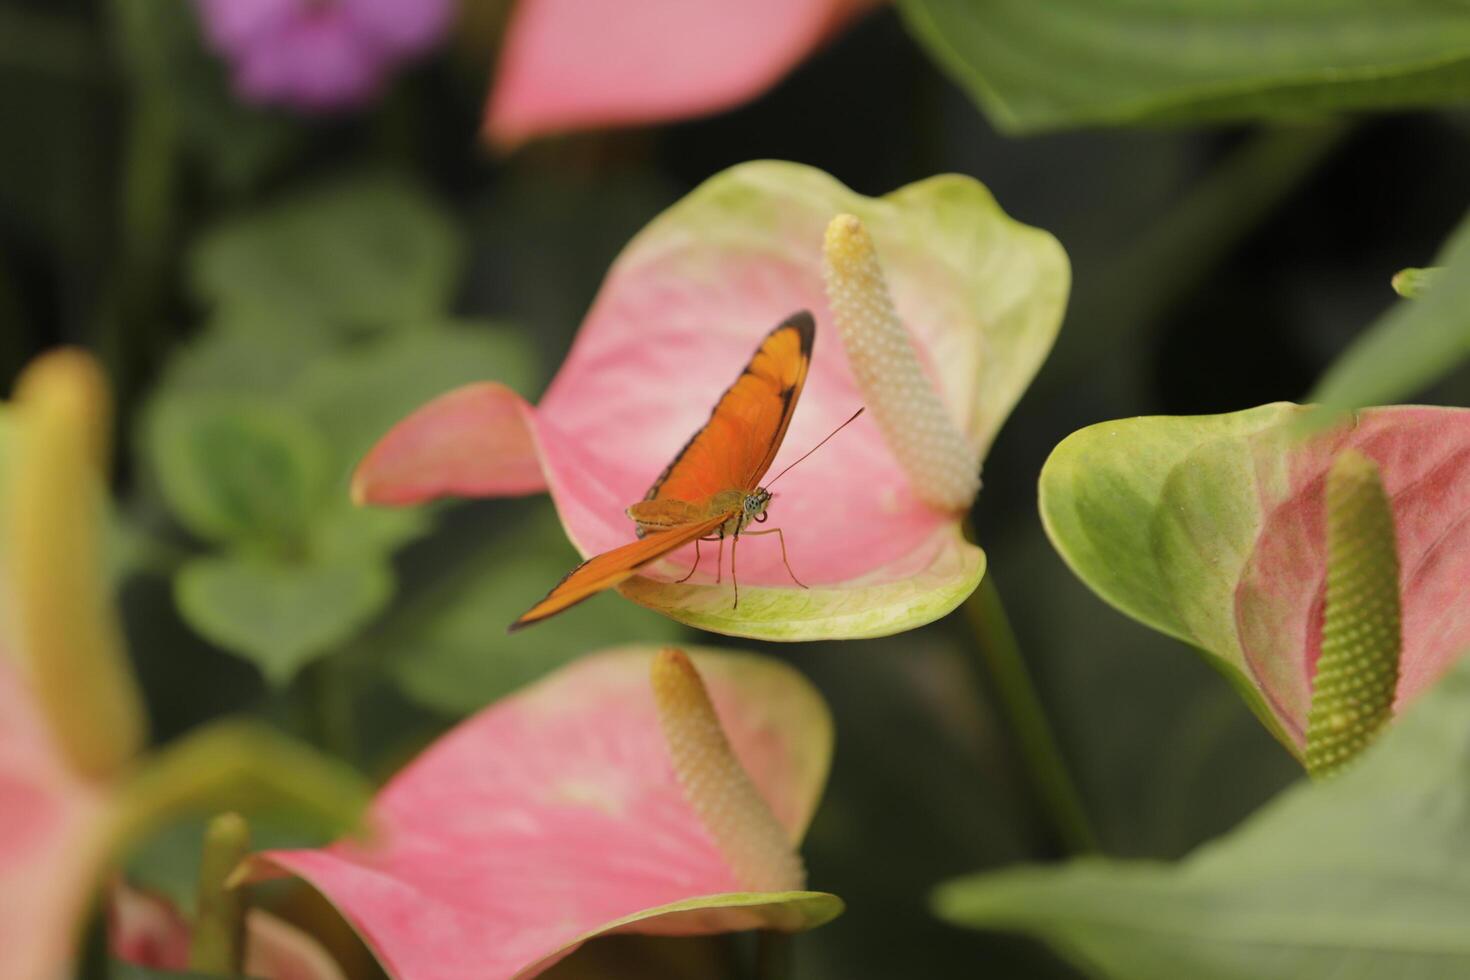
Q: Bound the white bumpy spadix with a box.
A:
[821,213,981,512]
[651,648,805,893]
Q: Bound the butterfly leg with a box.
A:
[676,536,723,584]
[730,527,740,609]
[715,529,725,585]
[742,527,808,589]
[675,538,702,584]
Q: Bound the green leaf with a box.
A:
[143,396,331,546]
[898,0,1470,133]
[1311,210,1470,407]
[308,501,431,561]
[933,657,1470,979]
[149,313,335,399]
[189,174,460,325]
[175,553,393,683]
[389,504,685,715]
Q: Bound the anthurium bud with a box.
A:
[1305,450,1402,779]
[190,812,251,976]
[1390,267,1441,299]
[651,647,805,892]
[822,213,982,512]
[9,348,146,779]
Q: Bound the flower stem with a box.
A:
[300,651,359,763]
[962,569,1098,855]
[754,930,791,980]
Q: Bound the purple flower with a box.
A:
[195,0,457,112]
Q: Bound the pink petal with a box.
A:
[485,0,874,146]
[110,881,347,980]
[1236,406,1470,743]
[352,382,547,506]
[108,883,191,970]
[259,647,832,980]
[0,657,109,980]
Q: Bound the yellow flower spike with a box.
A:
[650,647,806,892]
[1304,450,1402,779]
[9,348,146,779]
[822,213,982,512]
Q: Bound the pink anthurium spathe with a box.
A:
[251,645,841,980]
[0,349,369,980]
[485,0,880,147]
[0,656,110,980]
[354,161,1070,640]
[1040,402,1470,757]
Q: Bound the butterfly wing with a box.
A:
[509,512,731,630]
[645,311,814,503]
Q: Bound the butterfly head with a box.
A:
[742,487,772,528]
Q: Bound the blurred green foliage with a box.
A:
[900,0,1470,133]
[136,177,539,682]
[384,501,685,715]
[935,657,1470,978]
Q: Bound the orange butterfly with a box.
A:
[510,311,860,631]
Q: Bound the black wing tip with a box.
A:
[779,311,816,352]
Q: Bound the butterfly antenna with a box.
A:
[766,407,865,487]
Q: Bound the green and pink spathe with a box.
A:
[1041,403,1470,755]
[354,162,1069,641]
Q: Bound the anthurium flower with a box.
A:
[1039,402,1470,759]
[485,0,879,147]
[0,349,368,980]
[354,161,1069,640]
[110,881,345,980]
[252,645,841,980]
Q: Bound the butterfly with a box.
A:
[510,311,860,631]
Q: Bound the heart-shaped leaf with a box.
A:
[174,554,393,683]
[143,396,330,547]
[934,656,1470,978]
[189,174,460,325]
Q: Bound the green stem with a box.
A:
[962,568,1098,855]
[97,0,180,418]
[753,930,792,980]
[189,812,251,975]
[302,652,359,763]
